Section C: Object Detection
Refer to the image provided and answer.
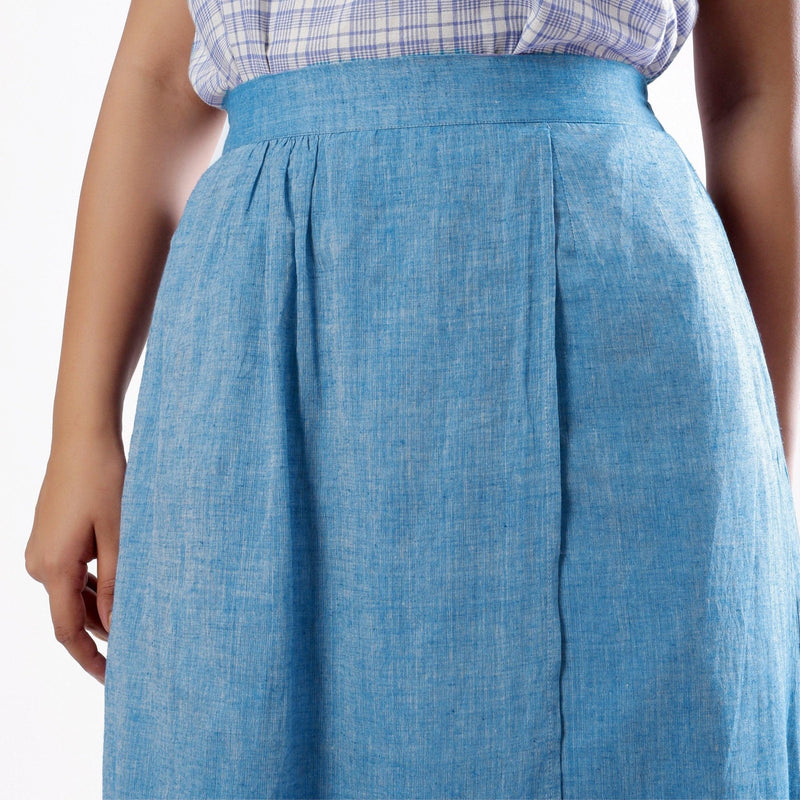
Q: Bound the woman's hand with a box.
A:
[24,432,126,685]
[21,0,225,690]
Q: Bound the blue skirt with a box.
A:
[103,52,800,798]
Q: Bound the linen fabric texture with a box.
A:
[186,0,698,108]
[103,52,800,799]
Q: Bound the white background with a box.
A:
[2,3,705,798]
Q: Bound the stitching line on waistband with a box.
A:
[222,116,662,153]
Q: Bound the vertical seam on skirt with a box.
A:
[546,122,567,800]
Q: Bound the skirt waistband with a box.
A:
[220,52,664,153]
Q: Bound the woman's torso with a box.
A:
[187,0,699,109]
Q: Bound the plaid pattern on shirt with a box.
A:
[187,0,698,109]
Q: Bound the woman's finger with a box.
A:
[82,571,109,643]
[47,572,106,684]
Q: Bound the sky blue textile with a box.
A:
[103,52,800,799]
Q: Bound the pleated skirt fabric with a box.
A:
[103,52,800,799]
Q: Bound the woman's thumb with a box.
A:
[95,523,119,633]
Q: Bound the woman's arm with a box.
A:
[25,0,225,683]
[692,0,800,483]
[53,0,225,447]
